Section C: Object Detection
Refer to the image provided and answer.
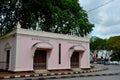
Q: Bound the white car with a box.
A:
[111,61,119,65]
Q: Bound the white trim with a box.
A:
[34,43,53,49]
[17,28,89,43]
[15,35,21,70]
[69,45,85,58]
[32,42,53,57]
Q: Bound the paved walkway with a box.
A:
[0,66,107,79]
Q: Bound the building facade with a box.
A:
[0,28,90,72]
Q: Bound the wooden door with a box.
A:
[6,50,10,69]
[34,50,47,69]
[71,52,79,68]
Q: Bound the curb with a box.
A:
[0,67,109,79]
[43,72,120,79]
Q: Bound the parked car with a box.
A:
[108,61,119,65]
[93,61,97,64]
[104,61,119,65]
[109,61,112,65]
[104,61,110,65]
[112,61,119,65]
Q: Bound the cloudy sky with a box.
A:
[79,0,120,38]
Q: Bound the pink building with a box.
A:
[0,27,90,72]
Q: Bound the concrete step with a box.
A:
[34,69,49,73]
[72,68,82,71]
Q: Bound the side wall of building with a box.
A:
[0,35,16,71]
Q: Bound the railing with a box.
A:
[71,62,79,68]
[0,62,8,69]
[33,63,46,69]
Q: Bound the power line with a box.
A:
[87,0,115,13]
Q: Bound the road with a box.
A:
[46,75,120,80]
[3,64,120,80]
[81,64,120,75]
[46,64,120,80]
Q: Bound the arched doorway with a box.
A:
[70,45,85,69]
[71,51,79,68]
[4,43,11,70]
[32,42,53,70]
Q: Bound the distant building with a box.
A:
[91,50,112,61]
[0,27,90,72]
[97,50,112,59]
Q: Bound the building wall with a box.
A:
[14,34,90,71]
[0,35,16,71]
[0,28,90,71]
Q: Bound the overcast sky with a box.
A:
[79,0,120,39]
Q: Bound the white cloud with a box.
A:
[79,0,120,38]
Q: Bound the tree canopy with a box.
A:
[107,36,120,61]
[90,36,120,61]
[90,36,107,50]
[0,0,94,37]
[107,36,120,49]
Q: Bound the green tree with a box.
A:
[90,36,107,62]
[107,36,120,61]
[107,36,120,49]
[0,0,94,37]
[90,36,120,61]
[90,36,107,50]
